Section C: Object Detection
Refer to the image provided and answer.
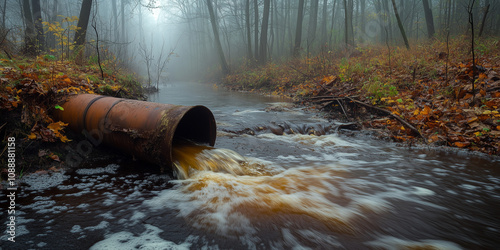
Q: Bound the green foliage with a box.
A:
[362,78,399,100]
[44,54,57,61]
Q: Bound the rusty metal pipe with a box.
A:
[53,94,216,168]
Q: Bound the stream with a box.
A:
[1,81,499,249]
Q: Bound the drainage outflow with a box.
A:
[53,94,217,169]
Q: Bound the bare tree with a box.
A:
[258,0,270,64]
[391,0,410,49]
[245,0,252,60]
[74,0,93,63]
[478,3,490,37]
[31,0,44,53]
[467,0,477,104]
[422,0,435,38]
[138,40,153,88]
[21,0,35,55]
[253,0,259,60]
[293,0,305,57]
[154,42,175,90]
[206,0,230,75]
[307,0,319,54]
[343,0,354,47]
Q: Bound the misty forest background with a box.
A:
[1,0,499,83]
[1,0,500,160]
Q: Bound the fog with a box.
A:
[2,0,499,83]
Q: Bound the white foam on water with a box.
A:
[75,164,120,175]
[71,225,83,233]
[233,109,265,116]
[257,133,364,149]
[85,221,109,231]
[365,235,463,250]
[459,184,479,190]
[98,211,115,220]
[102,192,118,206]
[130,211,146,224]
[90,224,193,250]
[296,229,342,248]
[413,186,435,196]
[22,171,69,190]
[280,228,309,249]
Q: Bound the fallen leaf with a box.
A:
[28,133,37,140]
[49,166,61,172]
[49,153,60,162]
[421,106,431,116]
[454,141,470,148]
[38,150,48,157]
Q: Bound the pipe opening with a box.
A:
[173,106,216,147]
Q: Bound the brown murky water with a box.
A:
[1,82,499,249]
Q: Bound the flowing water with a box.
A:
[1,82,500,249]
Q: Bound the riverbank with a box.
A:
[0,56,146,179]
[222,37,500,156]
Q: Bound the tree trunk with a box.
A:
[31,0,44,53]
[206,0,230,75]
[73,0,93,63]
[138,2,144,42]
[478,3,490,37]
[391,0,410,49]
[329,0,337,45]
[343,0,354,47]
[293,0,305,57]
[22,0,35,55]
[112,0,118,41]
[422,0,435,38]
[320,0,328,49]
[306,0,319,54]
[360,0,366,42]
[245,0,252,60]
[259,0,270,64]
[253,0,259,60]
[1,0,6,30]
[381,0,392,42]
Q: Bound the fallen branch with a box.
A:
[312,95,427,143]
[346,97,428,144]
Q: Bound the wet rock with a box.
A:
[269,125,284,135]
[338,122,361,131]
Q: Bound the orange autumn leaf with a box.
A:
[429,134,439,142]
[47,121,68,131]
[454,141,470,148]
[47,121,71,142]
[59,135,71,143]
[49,153,60,162]
[420,106,431,116]
[28,133,37,140]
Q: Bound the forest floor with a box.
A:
[222,37,500,156]
[0,55,147,179]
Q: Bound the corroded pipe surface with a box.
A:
[53,94,216,168]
